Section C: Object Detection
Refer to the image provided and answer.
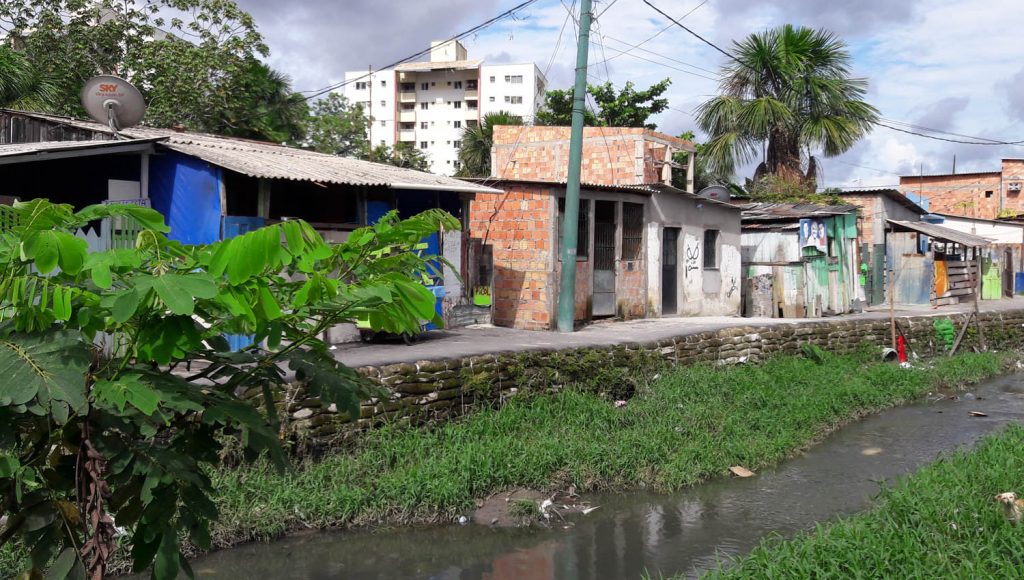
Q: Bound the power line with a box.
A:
[299,0,542,100]
[590,0,711,70]
[876,122,1024,146]
[640,0,738,65]
[589,36,720,82]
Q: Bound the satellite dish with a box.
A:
[698,185,731,202]
[80,75,146,136]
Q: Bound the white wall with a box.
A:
[939,215,1024,245]
[479,63,546,123]
[341,70,396,150]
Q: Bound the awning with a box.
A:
[0,138,164,165]
[886,219,992,248]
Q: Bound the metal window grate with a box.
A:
[558,198,589,260]
[703,229,719,268]
[622,202,643,260]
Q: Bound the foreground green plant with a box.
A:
[200,351,1002,550]
[0,199,456,578]
[704,424,1024,579]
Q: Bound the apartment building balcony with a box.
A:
[398,110,416,122]
[397,130,416,142]
[465,108,479,120]
[464,88,478,99]
[398,91,416,103]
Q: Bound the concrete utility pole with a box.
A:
[556,0,593,333]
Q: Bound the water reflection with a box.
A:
[188,376,1024,579]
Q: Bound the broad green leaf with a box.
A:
[110,288,142,324]
[44,547,77,580]
[0,455,19,477]
[20,230,87,275]
[137,273,217,316]
[84,249,142,289]
[0,330,91,419]
[254,284,282,320]
[93,375,161,416]
[135,316,202,365]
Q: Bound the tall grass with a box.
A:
[208,351,1002,547]
[704,424,1024,579]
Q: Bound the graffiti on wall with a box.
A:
[684,243,700,275]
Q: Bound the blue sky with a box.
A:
[237,0,1024,187]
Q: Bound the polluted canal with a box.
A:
[188,374,1024,579]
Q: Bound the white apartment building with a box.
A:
[342,40,547,175]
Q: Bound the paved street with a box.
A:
[332,297,1024,368]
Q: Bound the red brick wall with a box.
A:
[900,173,1002,219]
[841,193,879,246]
[1002,160,1024,215]
[469,185,555,330]
[492,126,692,186]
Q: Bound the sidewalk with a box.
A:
[332,297,1024,368]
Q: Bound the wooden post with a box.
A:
[975,250,986,350]
[889,268,897,350]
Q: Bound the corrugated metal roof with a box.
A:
[394,59,483,71]
[0,110,500,193]
[0,138,164,160]
[886,219,993,247]
[741,202,858,221]
[836,188,927,215]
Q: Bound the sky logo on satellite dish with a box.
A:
[97,83,120,94]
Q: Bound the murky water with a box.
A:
[189,375,1024,579]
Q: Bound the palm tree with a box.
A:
[0,46,57,111]
[696,25,879,187]
[457,111,522,177]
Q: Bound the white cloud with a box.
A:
[236,0,1024,184]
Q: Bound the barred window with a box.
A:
[558,198,589,260]
[622,202,644,260]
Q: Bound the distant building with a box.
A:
[899,159,1024,220]
[341,40,546,176]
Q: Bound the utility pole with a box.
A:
[556,0,593,333]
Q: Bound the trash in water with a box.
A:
[963,393,976,400]
[580,506,600,515]
[729,466,755,478]
[457,515,468,525]
[969,411,988,417]
[614,400,627,408]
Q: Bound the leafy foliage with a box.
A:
[0,0,305,140]
[0,45,56,110]
[696,25,879,186]
[366,142,431,172]
[0,199,458,578]
[456,111,522,177]
[535,79,671,129]
[304,93,370,157]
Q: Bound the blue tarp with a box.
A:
[149,152,222,244]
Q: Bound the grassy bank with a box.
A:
[208,350,1003,548]
[703,424,1024,579]
[0,350,1008,576]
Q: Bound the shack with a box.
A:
[885,220,992,306]
[740,203,860,318]
[929,213,1024,298]
[0,109,499,332]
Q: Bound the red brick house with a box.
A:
[899,159,1024,220]
[465,127,742,331]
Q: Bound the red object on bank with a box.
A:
[897,335,907,363]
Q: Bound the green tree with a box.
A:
[0,46,55,110]
[456,111,522,177]
[696,24,879,187]
[0,0,283,137]
[534,88,599,126]
[219,62,308,144]
[0,199,457,578]
[367,142,430,172]
[534,78,671,129]
[304,93,370,157]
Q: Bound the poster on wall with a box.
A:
[799,218,827,253]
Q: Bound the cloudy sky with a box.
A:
[235,0,1024,188]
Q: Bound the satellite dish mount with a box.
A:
[80,75,146,139]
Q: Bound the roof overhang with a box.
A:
[0,138,164,165]
[886,219,992,248]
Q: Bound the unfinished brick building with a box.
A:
[465,126,742,331]
[899,159,1024,220]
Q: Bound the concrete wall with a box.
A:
[269,309,1024,445]
[647,194,742,316]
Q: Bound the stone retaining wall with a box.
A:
[275,309,1024,444]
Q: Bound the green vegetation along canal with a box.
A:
[186,374,1024,579]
